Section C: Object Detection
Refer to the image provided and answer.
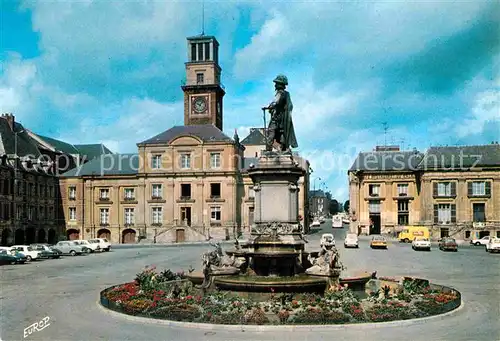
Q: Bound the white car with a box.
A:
[89,238,111,252]
[73,240,100,253]
[471,236,490,246]
[53,241,84,256]
[310,220,321,228]
[344,233,359,248]
[486,237,500,253]
[11,245,41,261]
[412,237,431,251]
[320,233,336,248]
[319,217,326,224]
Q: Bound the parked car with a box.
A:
[370,236,387,249]
[344,233,359,248]
[471,236,490,246]
[319,216,326,224]
[439,238,458,252]
[89,238,111,252]
[486,237,500,253]
[73,240,99,253]
[320,233,336,248]
[53,241,83,256]
[0,249,27,265]
[412,237,431,251]
[310,220,321,228]
[11,245,41,261]
[30,244,62,259]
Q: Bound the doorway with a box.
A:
[369,215,381,235]
[176,229,185,243]
[121,229,136,244]
[180,207,192,226]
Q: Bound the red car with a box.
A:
[439,238,458,252]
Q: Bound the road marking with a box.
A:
[23,316,50,338]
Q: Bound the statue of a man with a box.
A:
[262,75,298,152]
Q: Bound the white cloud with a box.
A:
[456,88,500,138]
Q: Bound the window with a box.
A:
[100,208,109,225]
[28,206,33,220]
[181,184,191,199]
[437,182,451,196]
[152,207,163,224]
[180,153,191,169]
[151,155,161,169]
[196,73,204,84]
[397,184,408,196]
[497,231,500,238]
[210,183,221,198]
[152,184,162,199]
[465,231,471,239]
[48,207,54,219]
[124,188,135,200]
[368,200,380,213]
[472,182,485,196]
[204,42,210,60]
[100,188,110,200]
[473,203,485,222]
[197,43,203,61]
[211,206,221,222]
[210,152,221,169]
[69,186,76,200]
[397,200,409,226]
[69,207,76,221]
[191,43,196,61]
[124,208,135,225]
[437,204,451,224]
[368,184,380,197]
[48,186,53,198]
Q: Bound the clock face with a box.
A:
[193,97,207,113]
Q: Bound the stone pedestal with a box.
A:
[244,151,306,276]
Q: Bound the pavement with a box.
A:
[1,220,499,341]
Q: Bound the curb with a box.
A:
[97,298,464,331]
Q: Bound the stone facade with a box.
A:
[349,145,500,241]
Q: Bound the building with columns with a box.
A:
[348,144,500,240]
[58,35,311,244]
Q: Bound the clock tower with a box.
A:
[182,35,225,130]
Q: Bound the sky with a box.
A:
[1,0,499,201]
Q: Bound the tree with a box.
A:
[329,199,340,215]
[344,200,350,213]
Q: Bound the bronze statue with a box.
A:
[262,75,298,152]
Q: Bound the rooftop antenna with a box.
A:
[201,0,205,35]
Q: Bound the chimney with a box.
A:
[1,113,15,131]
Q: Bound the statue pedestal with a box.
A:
[244,151,306,276]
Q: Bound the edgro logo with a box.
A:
[23,316,50,338]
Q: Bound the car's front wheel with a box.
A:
[475,242,481,246]
[26,255,32,262]
[69,250,77,256]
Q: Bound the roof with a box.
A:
[74,144,113,161]
[0,121,41,158]
[349,150,424,172]
[35,134,81,155]
[61,154,138,177]
[418,144,500,169]
[138,125,233,145]
[241,128,266,146]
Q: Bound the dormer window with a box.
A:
[369,184,380,197]
[151,155,161,169]
[180,153,191,169]
[397,184,408,196]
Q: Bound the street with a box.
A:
[1,220,499,341]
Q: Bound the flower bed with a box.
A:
[100,266,461,325]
